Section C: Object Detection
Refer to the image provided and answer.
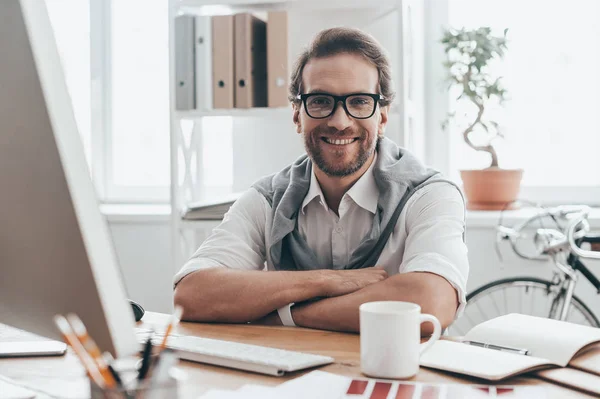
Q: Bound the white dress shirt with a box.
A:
[173,157,469,316]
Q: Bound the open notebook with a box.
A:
[421,314,600,383]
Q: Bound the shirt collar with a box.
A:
[301,168,328,214]
[301,153,379,215]
[345,153,378,214]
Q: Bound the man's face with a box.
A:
[293,53,388,178]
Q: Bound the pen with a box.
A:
[138,332,154,381]
[53,315,106,387]
[462,340,529,356]
[67,314,117,388]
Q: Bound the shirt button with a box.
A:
[336,226,343,233]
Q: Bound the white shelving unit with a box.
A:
[167,0,425,271]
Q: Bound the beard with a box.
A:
[303,125,378,177]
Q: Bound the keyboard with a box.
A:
[136,330,334,376]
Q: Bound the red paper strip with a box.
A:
[394,384,416,399]
[369,382,392,399]
[496,387,515,395]
[346,379,369,395]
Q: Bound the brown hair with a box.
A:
[288,27,395,106]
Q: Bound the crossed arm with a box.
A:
[173,267,458,335]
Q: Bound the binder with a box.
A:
[211,15,235,109]
[234,13,267,108]
[266,11,289,108]
[194,16,212,110]
[181,192,242,220]
[174,15,196,110]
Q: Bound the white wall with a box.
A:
[108,220,173,313]
[108,217,600,318]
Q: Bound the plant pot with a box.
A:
[460,168,523,211]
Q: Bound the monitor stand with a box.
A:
[0,324,66,357]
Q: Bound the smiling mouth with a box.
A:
[321,137,359,145]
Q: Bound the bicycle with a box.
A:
[450,205,600,336]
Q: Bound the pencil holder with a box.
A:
[89,374,179,399]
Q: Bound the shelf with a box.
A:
[176,0,400,15]
[175,103,402,119]
[177,219,223,229]
[174,106,292,119]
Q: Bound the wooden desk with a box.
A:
[0,312,593,398]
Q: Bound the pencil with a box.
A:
[66,313,117,388]
[159,306,183,352]
[53,315,106,388]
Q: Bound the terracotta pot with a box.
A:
[460,168,523,211]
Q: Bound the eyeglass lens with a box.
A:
[305,94,376,118]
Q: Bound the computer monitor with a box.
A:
[0,0,137,357]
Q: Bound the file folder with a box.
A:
[212,15,235,109]
[194,16,212,110]
[267,11,289,108]
[174,15,196,110]
[234,13,267,108]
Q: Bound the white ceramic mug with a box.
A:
[359,301,442,379]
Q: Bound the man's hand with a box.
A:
[174,266,388,323]
[292,272,459,334]
[320,267,388,297]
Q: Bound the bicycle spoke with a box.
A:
[462,309,478,331]
[491,290,503,317]
[475,299,489,322]
[459,279,599,333]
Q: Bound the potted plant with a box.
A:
[441,27,522,210]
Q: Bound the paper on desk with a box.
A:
[0,377,35,399]
[199,384,281,399]
[197,370,547,399]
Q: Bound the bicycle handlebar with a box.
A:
[497,205,600,261]
[567,215,600,260]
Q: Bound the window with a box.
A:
[46,0,236,204]
[45,0,92,165]
[106,0,170,201]
[445,0,600,203]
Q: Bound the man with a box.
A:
[173,27,468,335]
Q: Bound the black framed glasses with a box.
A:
[296,93,385,119]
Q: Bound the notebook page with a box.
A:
[420,340,551,381]
[569,343,600,375]
[535,368,600,396]
[464,314,600,366]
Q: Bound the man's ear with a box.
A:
[378,105,389,137]
[293,103,302,134]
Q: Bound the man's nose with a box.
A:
[327,101,352,131]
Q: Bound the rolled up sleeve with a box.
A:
[400,182,469,318]
[173,188,268,288]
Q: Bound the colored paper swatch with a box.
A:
[369,382,392,399]
[346,379,369,395]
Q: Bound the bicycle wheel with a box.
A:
[448,277,600,336]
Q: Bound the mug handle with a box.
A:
[419,314,442,355]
